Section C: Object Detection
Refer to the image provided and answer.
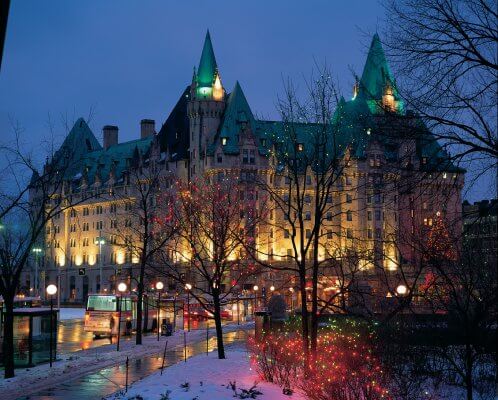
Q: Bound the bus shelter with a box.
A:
[155,297,184,333]
[0,307,58,368]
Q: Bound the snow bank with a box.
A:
[59,307,85,320]
[106,349,305,400]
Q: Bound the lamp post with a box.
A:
[32,247,42,297]
[253,285,259,315]
[289,287,294,311]
[185,283,192,332]
[117,282,127,351]
[95,233,105,293]
[237,294,240,325]
[46,284,57,367]
[155,281,164,341]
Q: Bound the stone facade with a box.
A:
[24,32,464,307]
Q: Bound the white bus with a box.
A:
[84,294,136,337]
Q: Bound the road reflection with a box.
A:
[19,329,248,400]
[57,318,227,355]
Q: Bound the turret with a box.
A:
[187,30,226,178]
[357,34,404,114]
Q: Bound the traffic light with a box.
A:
[78,268,86,276]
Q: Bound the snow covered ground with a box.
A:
[0,323,252,400]
[59,307,85,320]
[106,348,305,400]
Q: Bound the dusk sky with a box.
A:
[0,1,493,201]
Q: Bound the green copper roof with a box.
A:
[50,117,155,188]
[359,34,398,101]
[210,81,256,155]
[53,118,102,169]
[197,30,218,88]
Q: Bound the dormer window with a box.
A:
[297,143,304,152]
[221,137,227,146]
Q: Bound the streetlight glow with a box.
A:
[270,285,275,292]
[253,285,259,291]
[396,284,408,296]
[185,283,192,290]
[155,281,164,290]
[117,282,127,293]
[46,284,57,296]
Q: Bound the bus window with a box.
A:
[87,295,117,311]
[121,298,132,311]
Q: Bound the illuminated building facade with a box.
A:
[25,32,463,306]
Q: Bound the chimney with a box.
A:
[103,125,118,150]
[140,119,155,138]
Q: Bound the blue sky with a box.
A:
[0,1,493,201]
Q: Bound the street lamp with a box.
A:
[289,287,294,311]
[32,247,43,297]
[116,282,127,351]
[46,284,57,367]
[396,284,408,296]
[270,285,275,292]
[185,283,192,332]
[95,233,106,293]
[253,285,259,315]
[236,294,240,325]
[155,281,164,341]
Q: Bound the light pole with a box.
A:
[289,287,294,311]
[185,283,192,332]
[46,284,57,367]
[155,281,164,341]
[117,282,127,351]
[237,294,240,325]
[32,247,42,297]
[253,285,259,315]
[95,233,105,293]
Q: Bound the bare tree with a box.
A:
[110,142,177,345]
[159,174,260,359]
[0,121,94,378]
[249,65,362,362]
[383,0,497,176]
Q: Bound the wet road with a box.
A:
[18,329,248,400]
[57,317,229,354]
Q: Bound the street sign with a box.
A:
[78,268,86,276]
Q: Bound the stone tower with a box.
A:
[187,30,226,178]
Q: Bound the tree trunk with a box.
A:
[299,275,310,370]
[3,297,15,378]
[465,342,473,400]
[136,287,143,345]
[212,291,225,359]
[310,266,319,357]
[136,257,147,345]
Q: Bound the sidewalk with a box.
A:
[1,322,252,400]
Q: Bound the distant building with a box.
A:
[25,32,464,307]
[462,199,497,267]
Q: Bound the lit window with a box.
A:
[221,137,227,146]
[297,143,304,152]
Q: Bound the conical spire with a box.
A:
[359,34,397,100]
[217,81,255,151]
[197,30,218,88]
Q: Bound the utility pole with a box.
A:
[32,247,42,297]
[95,232,105,293]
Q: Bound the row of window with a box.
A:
[49,219,132,235]
[69,203,132,218]
[281,227,384,240]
